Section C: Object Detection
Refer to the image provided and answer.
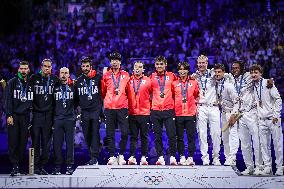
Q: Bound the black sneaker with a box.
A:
[66,165,74,175]
[52,167,61,175]
[34,168,41,175]
[40,168,49,175]
[19,169,27,175]
[10,166,20,176]
[86,158,98,165]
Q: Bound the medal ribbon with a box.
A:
[60,84,68,106]
[198,70,208,93]
[180,79,189,101]
[42,76,50,96]
[215,78,225,102]
[234,75,244,96]
[84,78,92,97]
[157,74,166,95]
[254,78,263,103]
[18,78,27,98]
[133,77,142,95]
[111,72,121,93]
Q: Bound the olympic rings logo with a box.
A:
[144,175,164,185]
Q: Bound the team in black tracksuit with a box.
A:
[75,71,102,165]
[52,80,76,175]
[30,72,59,174]
[5,73,33,175]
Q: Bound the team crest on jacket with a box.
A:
[155,76,170,81]
[176,83,192,87]
[130,79,146,84]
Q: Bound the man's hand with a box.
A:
[191,73,198,80]
[7,116,14,126]
[103,67,108,75]
[228,114,237,127]
[266,78,274,89]
[0,79,6,89]
[272,118,278,124]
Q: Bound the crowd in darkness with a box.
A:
[0,0,283,141]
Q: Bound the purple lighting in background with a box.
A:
[0,0,283,174]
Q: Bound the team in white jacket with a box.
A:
[229,61,263,176]
[250,64,283,176]
[194,55,283,176]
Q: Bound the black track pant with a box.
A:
[176,116,196,157]
[7,113,29,167]
[151,109,176,156]
[129,115,150,156]
[53,119,75,166]
[31,112,52,170]
[81,110,101,159]
[105,108,129,156]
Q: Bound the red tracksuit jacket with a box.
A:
[127,75,151,115]
[101,69,129,109]
[150,71,176,111]
[172,77,199,116]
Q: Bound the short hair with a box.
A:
[60,67,69,73]
[214,63,225,71]
[19,60,29,67]
[80,56,92,65]
[197,54,208,62]
[41,58,52,65]
[154,55,167,64]
[109,52,122,61]
[177,61,190,71]
[250,64,263,74]
[133,60,144,65]
[232,60,245,74]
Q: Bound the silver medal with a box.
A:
[88,95,92,100]
[115,88,119,95]
[21,96,27,102]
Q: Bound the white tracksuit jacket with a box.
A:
[253,78,283,168]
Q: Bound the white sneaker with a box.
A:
[260,166,272,176]
[156,156,165,165]
[224,156,236,166]
[128,156,137,165]
[186,157,195,166]
[253,166,263,176]
[140,156,148,165]
[178,156,187,165]
[118,155,126,165]
[212,157,221,166]
[107,156,118,165]
[275,166,284,176]
[242,166,254,175]
[170,156,177,165]
[202,157,210,166]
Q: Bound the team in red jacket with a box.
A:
[101,52,130,165]
[127,61,152,165]
[150,56,178,165]
[172,62,199,165]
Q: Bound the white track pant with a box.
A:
[259,119,283,168]
[197,105,221,160]
[239,111,263,167]
[222,112,239,159]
